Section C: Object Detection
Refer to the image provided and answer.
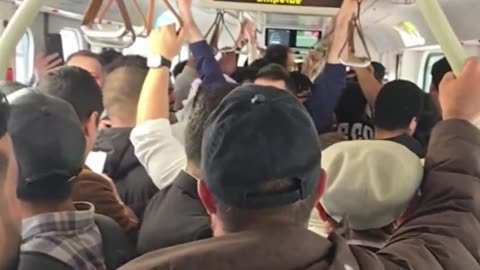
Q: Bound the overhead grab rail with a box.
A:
[82,0,136,48]
[338,0,372,68]
[204,10,242,54]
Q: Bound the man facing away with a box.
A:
[0,93,21,270]
[309,140,423,248]
[37,66,138,234]
[373,80,426,158]
[121,56,480,269]
[8,89,107,270]
[137,82,238,255]
[92,65,158,220]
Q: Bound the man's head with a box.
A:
[185,83,239,174]
[0,93,20,270]
[103,66,148,127]
[430,57,451,113]
[37,66,103,154]
[254,63,290,91]
[66,50,105,87]
[287,72,312,103]
[373,80,424,135]
[199,85,325,235]
[318,140,423,233]
[264,45,296,72]
[8,89,85,206]
[106,55,148,74]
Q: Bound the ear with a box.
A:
[84,112,99,139]
[314,169,328,221]
[313,169,327,202]
[408,117,418,135]
[198,180,217,215]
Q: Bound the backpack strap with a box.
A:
[18,252,72,270]
[94,214,134,270]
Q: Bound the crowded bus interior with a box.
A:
[1,0,480,269]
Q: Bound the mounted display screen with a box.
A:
[266,28,321,48]
[296,31,321,48]
[266,29,292,46]
[212,0,342,8]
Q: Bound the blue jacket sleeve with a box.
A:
[189,41,226,84]
[304,63,347,134]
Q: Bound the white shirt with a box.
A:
[130,118,187,190]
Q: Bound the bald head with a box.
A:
[102,66,148,127]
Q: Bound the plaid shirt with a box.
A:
[21,202,107,270]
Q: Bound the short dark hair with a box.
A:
[185,83,239,166]
[335,82,368,123]
[371,61,386,82]
[216,178,317,233]
[98,49,122,67]
[431,57,451,91]
[173,60,188,79]
[287,72,312,96]
[0,93,9,185]
[230,67,257,84]
[66,50,102,66]
[0,81,27,96]
[373,80,424,131]
[0,93,9,138]
[264,45,290,68]
[255,64,290,84]
[106,55,148,74]
[103,66,148,123]
[37,66,103,123]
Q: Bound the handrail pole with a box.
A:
[416,0,466,76]
[0,0,46,77]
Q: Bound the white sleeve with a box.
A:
[130,119,187,190]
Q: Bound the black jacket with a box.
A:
[94,128,158,220]
[137,170,212,255]
[386,134,426,159]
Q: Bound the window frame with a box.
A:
[60,28,86,60]
[422,52,444,92]
[14,28,35,84]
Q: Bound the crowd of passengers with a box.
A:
[1,0,480,269]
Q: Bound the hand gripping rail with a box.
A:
[81,0,136,48]
[338,0,372,68]
[204,10,241,54]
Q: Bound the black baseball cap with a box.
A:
[201,85,322,209]
[7,88,86,186]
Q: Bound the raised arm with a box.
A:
[354,65,383,106]
[130,25,187,190]
[304,0,359,134]
[379,58,480,269]
[178,0,225,84]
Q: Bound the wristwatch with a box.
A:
[147,55,172,69]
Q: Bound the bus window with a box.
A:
[422,52,444,92]
[15,30,34,84]
[60,28,85,60]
